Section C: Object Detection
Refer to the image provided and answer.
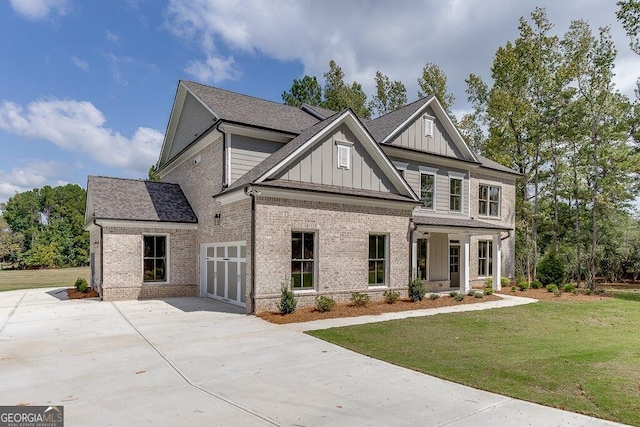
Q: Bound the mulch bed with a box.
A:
[497,287,611,302]
[258,293,502,324]
[66,288,100,299]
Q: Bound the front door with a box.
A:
[450,245,460,287]
[417,239,428,280]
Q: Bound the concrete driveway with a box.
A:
[0,289,624,426]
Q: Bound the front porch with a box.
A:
[411,217,512,294]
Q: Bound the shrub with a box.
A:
[314,295,335,312]
[474,292,484,298]
[593,288,605,295]
[530,280,542,289]
[75,278,89,293]
[429,293,441,300]
[554,290,562,297]
[409,278,426,302]
[511,286,517,292]
[501,276,510,288]
[383,290,400,304]
[277,284,297,314]
[563,284,576,293]
[546,284,558,293]
[449,291,458,297]
[537,250,566,285]
[351,292,370,307]
[584,288,592,296]
[454,294,464,302]
[484,288,494,295]
[517,281,530,291]
[571,289,579,295]
[484,278,492,288]
[468,289,476,296]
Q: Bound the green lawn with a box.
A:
[309,299,640,426]
[0,267,90,292]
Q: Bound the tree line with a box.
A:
[283,5,640,286]
[0,184,89,269]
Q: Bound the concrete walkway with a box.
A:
[0,288,626,426]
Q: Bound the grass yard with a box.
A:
[309,299,640,426]
[0,267,90,292]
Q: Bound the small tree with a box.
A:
[537,250,566,286]
[277,282,297,314]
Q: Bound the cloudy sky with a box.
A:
[0,0,637,205]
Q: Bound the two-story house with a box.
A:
[85,80,518,312]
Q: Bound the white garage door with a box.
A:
[201,242,247,307]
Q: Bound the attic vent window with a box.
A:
[335,140,353,170]
[424,116,435,137]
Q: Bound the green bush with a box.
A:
[546,284,558,293]
[314,295,335,312]
[409,278,426,302]
[75,278,89,293]
[454,294,464,302]
[537,250,566,285]
[501,277,510,288]
[563,284,576,293]
[571,289,579,295]
[517,281,530,291]
[351,292,370,307]
[484,288,494,295]
[449,291,458,297]
[429,293,441,300]
[511,286,517,292]
[277,284,297,314]
[584,288,592,296]
[468,289,476,296]
[554,290,562,297]
[474,292,484,298]
[484,278,492,288]
[530,280,542,289]
[383,290,400,304]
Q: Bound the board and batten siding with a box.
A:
[388,106,463,159]
[230,135,284,183]
[168,93,215,160]
[276,123,395,193]
[391,157,469,216]
[429,232,449,281]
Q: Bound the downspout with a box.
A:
[93,218,104,299]
[501,230,511,241]
[218,123,228,189]
[245,187,257,313]
[408,218,415,285]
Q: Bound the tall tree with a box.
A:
[281,75,323,107]
[369,71,407,117]
[322,60,371,118]
[617,0,640,55]
[417,62,455,114]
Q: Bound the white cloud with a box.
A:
[71,56,89,72]
[0,99,163,175]
[9,0,70,20]
[185,55,240,84]
[0,161,69,205]
[105,30,121,45]
[165,0,637,109]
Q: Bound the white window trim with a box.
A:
[424,115,435,137]
[335,140,353,170]
[448,177,463,213]
[368,233,389,288]
[477,240,493,278]
[419,172,437,211]
[291,230,318,292]
[142,233,170,284]
[478,184,501,218]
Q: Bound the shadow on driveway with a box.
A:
[160,297,246,314]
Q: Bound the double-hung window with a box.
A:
[291,232,315,289]
[479,185,500,217]
[478,240,493,277]
[420,173,435,209]
[449,177,462,212]
[143,235,167,282]
[368,235,387,285]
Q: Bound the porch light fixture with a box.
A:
[214,213,221,226]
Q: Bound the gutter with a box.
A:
[245,187,257,313]
[219,122,228,189]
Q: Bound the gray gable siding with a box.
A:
[230,135,284,184]
[391,157,469,216]
[275,123,395,193]
[388,106,463,159]
[168,92,216,160]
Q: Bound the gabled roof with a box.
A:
[182,80,320,134]
[87,176,197,223]
[365,97,431,142]
[476,154,520,176]
[300,103,338,120]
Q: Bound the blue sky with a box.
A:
[0,0,636,205]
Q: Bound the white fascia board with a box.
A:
[182,81,219,117]
[254,186,418,210]
[414,225,509,235]
[218,123,293,143]
[96,219,198,230]
[214,188,250,205]
[157,128,222,178]
[427,97,479,163]
[157,85,187,167]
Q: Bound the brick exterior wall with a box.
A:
[101,226,197,301]
[253,197,413,312]
[89,228,102,295]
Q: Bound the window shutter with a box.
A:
[424,117,434,137]
[337,145,350,169]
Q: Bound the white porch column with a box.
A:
[460,235,470,293]
[493,234,502,291]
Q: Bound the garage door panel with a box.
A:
[206,260,215,295]
[216,261,225,298]
[228,262,238,301]
[240,263,247,303]
[203,242,247,307]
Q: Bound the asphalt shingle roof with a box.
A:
[182,80,320,134]
[88,176,197,223]
[365,96,432,142]
[476,154,520,175]
[413,215,511,230]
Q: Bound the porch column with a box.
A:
[460,235,470,293]
[493,234,502,291]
